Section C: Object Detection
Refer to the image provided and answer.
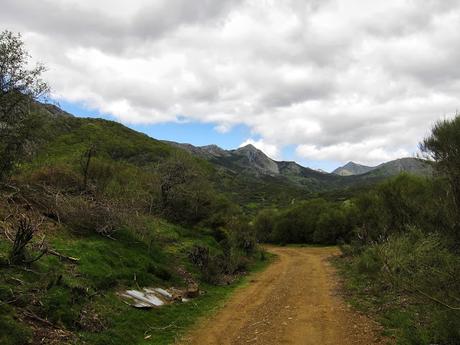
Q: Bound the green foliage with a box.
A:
[255,198,356,245]
[80,255,272,345]
[0,102,265,344]
[156,152,218,225]
[352,174,455,244]
[0,30,49,180]
[0,305,31,345]
[338,228,460,344]
[335,171,460,344]
[0,213,265,344]
[187,217,258,283]
[253,209,277,242]
[421,113,460,239]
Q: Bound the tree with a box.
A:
[157,152,214,224]
[420,114,460,219]
[0,30,49,180]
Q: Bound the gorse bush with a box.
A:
[188,217,259,283]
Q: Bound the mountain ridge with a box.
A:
[163,140,431,180]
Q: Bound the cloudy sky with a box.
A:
[2,0,460,171]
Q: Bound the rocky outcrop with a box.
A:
[231,144,280,175]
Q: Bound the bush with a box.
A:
[356,247,382,275]
[253,209,277,242]
[347,228,460,344]
[57,195,121,236]
[188,245,222,284]
[26,164,83,192]
[226,217,257,255]
[260,198,352,245]
[42,286,85,328]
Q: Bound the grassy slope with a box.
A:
[0,104,269,344]
[0,218,270,345]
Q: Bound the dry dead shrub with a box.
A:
[25,165,83,193]
[7,179,121,237]
[55,195,121,236]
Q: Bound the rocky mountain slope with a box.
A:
[366,157,432,177]
[164,141,432,189]
[333,162,375,176]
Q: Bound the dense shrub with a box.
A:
[26,164,83,192]
[56,195,121,236]
[255,198,356,245]
[338,112,460,345]
[346,228,460,344]
[226,217,257,255]
[253,209,277,242]
[353,174,455,245]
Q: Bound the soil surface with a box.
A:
[178,246,389,345]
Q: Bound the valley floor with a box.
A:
[178,246,389,345]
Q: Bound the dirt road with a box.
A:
[179,246,387,345]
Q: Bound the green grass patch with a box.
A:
[0,219,272,345]
[80,251,274,345]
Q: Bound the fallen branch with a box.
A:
[47,249,79,263]
[415,288,460,311]
[145,322,177,332]
[397,266,460,311]
[23,309,54,326]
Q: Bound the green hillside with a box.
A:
[0,102,269,345]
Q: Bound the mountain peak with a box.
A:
[236,144,259,152]
[233,144,279,175]
[333,161,374,176]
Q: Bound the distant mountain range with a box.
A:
[332,158,432,177]
[164,141,433,190]
[29,102,434,207]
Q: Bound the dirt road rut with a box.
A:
[179,246,387,345]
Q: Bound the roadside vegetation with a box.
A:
[253,115,460,344]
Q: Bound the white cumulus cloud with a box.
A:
[2,0,460,166]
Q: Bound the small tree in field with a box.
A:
[0,30,49,181]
